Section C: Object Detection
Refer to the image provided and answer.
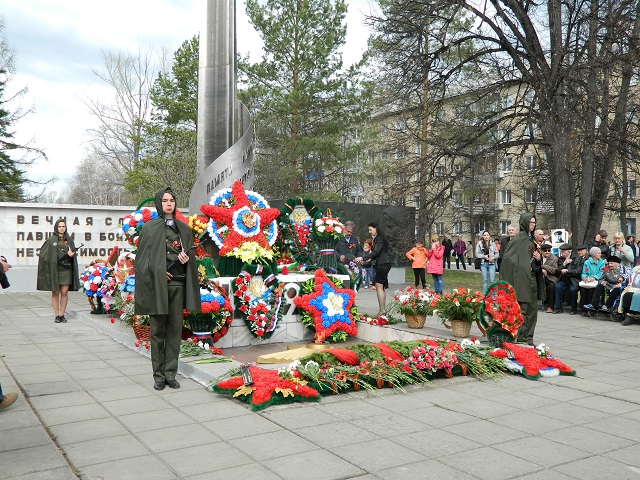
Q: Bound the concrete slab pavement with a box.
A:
[1,290,640,479]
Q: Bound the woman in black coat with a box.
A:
[358,222,392,317]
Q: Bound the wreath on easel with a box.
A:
[232,263,284,339]
[277,197,319,267]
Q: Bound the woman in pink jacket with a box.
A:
[427,236,445,294]
[405,240,429,288]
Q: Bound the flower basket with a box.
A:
[405,314,426,329]
[443,319,472,338]
[186,314,215,342]
[132,322,150,342]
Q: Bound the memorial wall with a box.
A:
[0,203,135,266]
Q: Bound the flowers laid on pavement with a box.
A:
[212,337,523,410]
[490,342,575,380]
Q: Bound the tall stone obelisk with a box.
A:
[189,0,255,214]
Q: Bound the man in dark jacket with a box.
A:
[335,221,363,265]
[135,187,200,391]
[500,213,545,345]
[442,235,453,269]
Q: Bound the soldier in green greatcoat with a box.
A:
[500,212,545,345]
[37,219,81,323]
[134,187,200,391]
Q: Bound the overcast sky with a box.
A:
[2,0,371,198]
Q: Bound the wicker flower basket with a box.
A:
[405,314,426,329]
[443,319,472,338]
[132,322,150,342]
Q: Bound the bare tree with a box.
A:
[367,0,640,245]
[82,47,156,176]
[66,152,130,205]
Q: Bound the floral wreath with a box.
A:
[294,268,358,343]
[232,263,284,339]
[185,277,234,344]
[201,180,280,261]
[119,207,158,248]
[479,281,524,338]
[81,262,108,298]
[277,197,318,266]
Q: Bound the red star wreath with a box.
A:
[293,268,357,343]
[212,365,320,411]
[200,180,280,256]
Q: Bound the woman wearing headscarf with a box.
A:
[500,213,545,345]
[134,187,200,391]
[37,219,81,323]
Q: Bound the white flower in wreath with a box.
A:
[322,291,345,317]
[398,294,410,304]
[317,225,326,233]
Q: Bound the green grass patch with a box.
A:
[405,266,484,293]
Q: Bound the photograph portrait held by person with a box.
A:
[36,219,81,323]
[134,187,200,391]
[357,222,391,317]
[501,214,545,345]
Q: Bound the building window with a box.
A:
[367,175,374,187]
[500,221,510,235]
[499,189,512,205]
[626,218,636,236]
[395,173,404,184]
[414,196,420,209]
[524,154,537,170]
[453,221,462,235]
[435,222,444,235]
[525,188,537,203]
[475,222,488,235]
[435,165,445,177]
[435,195,445,207]
[626,180,637,200]
[500,157,512,173]
[452,193,462,206]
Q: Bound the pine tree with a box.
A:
[240,0,372,200]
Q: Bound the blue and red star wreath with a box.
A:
[293,268,357,343]
[200,180,280,256]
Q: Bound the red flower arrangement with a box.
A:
[483,283,524,337]
[213,365,320,411]
[232,264,283,339]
